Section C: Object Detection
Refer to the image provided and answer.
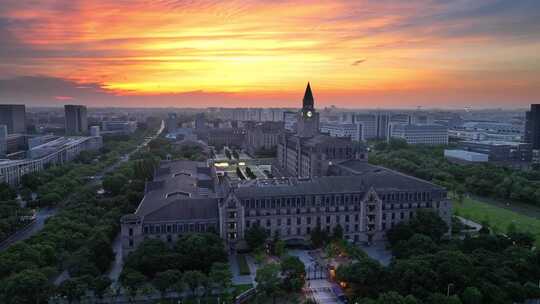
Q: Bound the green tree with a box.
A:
[245,225,268,250]
[255,263,282,304]
[310,224,329,248]
[92,276,112,301]
[102,173,128,195]
[376,291,419,304]
[120,269,146,302]
[184,270,206,298]
[3,269,50,304]
[209,262,233,296]
[57,279,87,304]
[280,256,306,291]
[461,287,482,304]
[154,269,183,299]
[332,224,344,240]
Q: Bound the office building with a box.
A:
[444,150,489,163]
[390,124,448,145]
[245,121,283,155]
[195,113,206,130]
[458,140,532,162]
[64,105,88,135]
[0,104,26,134]
[525,104,540,150]
[320,123,363,141]
[0,125,7,156]
[0,135,102,186]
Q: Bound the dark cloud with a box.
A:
[352,59,366,66]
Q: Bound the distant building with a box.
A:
[276,84,367,178]
[245,121,283,155]
[390,124,448,145]
[101,121,137,135]
[525,104,540,151]
[64,105,88,135]
[195,113,206,130]
[458,140,532,162]
[0,125,7,156]
[166,113,178,133]
[354,112,389,140]
[450,121,523,142]
[283,111,298,132]
[444,149,489,163]
[0,135,102,186]
[0,104,26,134]
[90,125,100,137]
[205,128,245,148]
[320,123,363,141]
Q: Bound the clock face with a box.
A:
[306,110,313,118]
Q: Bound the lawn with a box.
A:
[454,196,540,247]
[237,254,251,275]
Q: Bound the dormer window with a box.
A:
[166,191,190,199]
[173,172,191,177]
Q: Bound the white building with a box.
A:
[320,123,363,141]
[390,124,448,145]
[0,136,102,186]
[444,149,488,163]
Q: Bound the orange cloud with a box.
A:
[1,0,539,107]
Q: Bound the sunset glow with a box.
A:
[1,0,539,107]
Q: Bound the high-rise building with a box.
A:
[0,125,7,156]
[195,113,206,130]
[64,105,88,135]
[0,104,26,134]
[525,104,540,150]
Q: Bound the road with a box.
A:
[0,121,164,252]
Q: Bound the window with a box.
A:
[129,228,133,236]
[129,239,133,247]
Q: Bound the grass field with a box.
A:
[454,196,540,247]
[237,254,251,275]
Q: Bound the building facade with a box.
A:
[525,104,540,151]
[0,135,102,185]
[120,159,452,256]
[320,123,363,141]
[245,121,283,155]
[0,104,26,134]
[65,105,88,135]
[390,124,448,145]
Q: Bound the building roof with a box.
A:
[144,198,218,222]
[303,82,314,108]
[135,160,216,217]
[235,164,443,198]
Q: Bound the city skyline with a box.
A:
[1,0,540,108]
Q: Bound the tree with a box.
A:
[183,270,206,298]
[3,269,50,304]
[57,279,87,304]
[102,173,128,195]
[40,192,63,205]
[209,262,233,296]
[408,210,448,242]
[337,257,384,298]
[120,269,146,302]
[310,224,329,248]
[245,225,268,250]
[461,287,482,304]
[376,291,419,304]
[255,263,282,304]
[174,233,228,273]
[92,276,112,301]
[393,234,439,259]
[280,256,306,291]
[154,270,183,299]
[332,224,344,240]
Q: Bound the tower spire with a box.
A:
[303,82,314,109]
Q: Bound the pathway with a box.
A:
[359,241,392,266]
[0,207,58,250]
[229,254,257,286]
[289,250,341,304]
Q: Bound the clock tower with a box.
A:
[297,82,319,138]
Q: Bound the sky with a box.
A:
[1,0,539,108]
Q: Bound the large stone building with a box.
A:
[276,84,367,178]
[120,83,451,256]
[120,159,451,256]
[65,105,88,135]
